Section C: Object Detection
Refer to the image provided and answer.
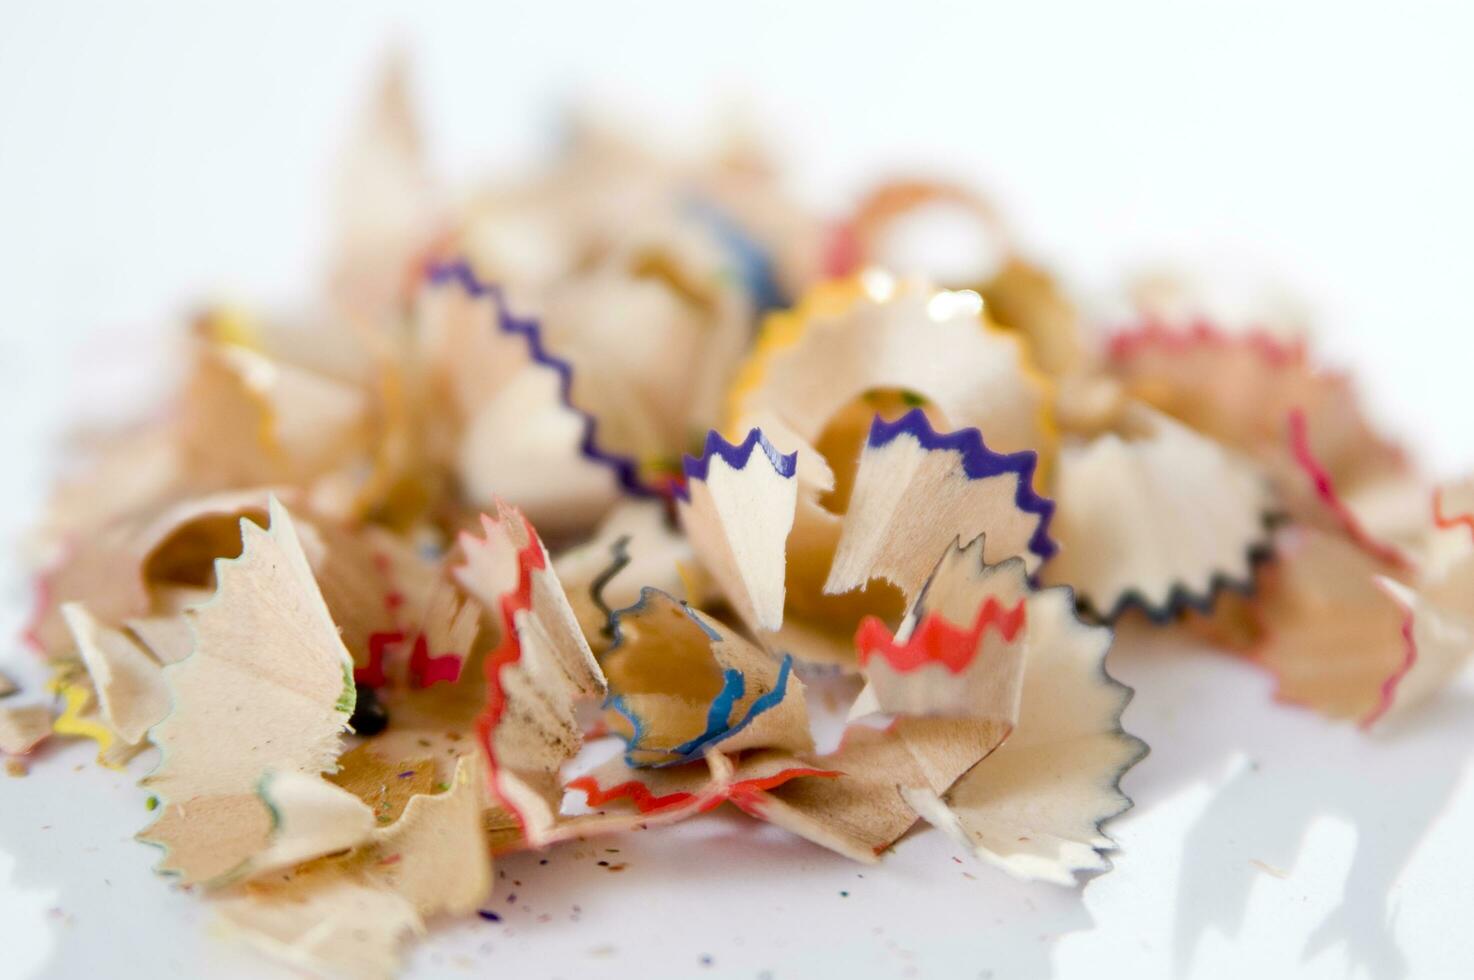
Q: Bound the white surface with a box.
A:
[2,2,1473,978]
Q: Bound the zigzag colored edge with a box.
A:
[467,505,552,833]
[868,408,1058,567]
[1433,486,1474,543]
[1029,582,1149,878]
[426,259,658,499]
[1107,317,1307,368]
[855,596,1027,675]
[568,765,840,816]
[1088,541,1274,625]
[674,427,798,503]
[1079,642,1149,876]
[1361,609,1418,729]
[1287,408,1411,569]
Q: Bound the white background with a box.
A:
[2,2,1472,978]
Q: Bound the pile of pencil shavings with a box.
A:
[4,62,1471,977]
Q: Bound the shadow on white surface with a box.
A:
[4,611,1471,978]
[1092,628,1474,980]
[1171,689,1474,978]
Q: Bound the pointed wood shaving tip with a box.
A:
[676,428,798,633]
[62,603,170,745]
[140,497,356,884]
[457,501,604,845]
